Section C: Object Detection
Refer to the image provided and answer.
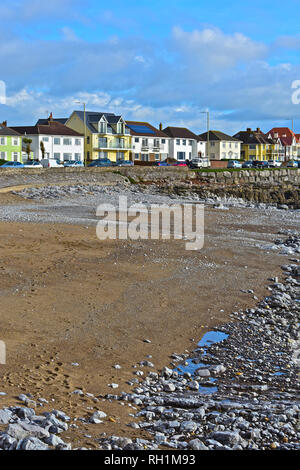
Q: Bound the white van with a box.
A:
[40,158,63,168]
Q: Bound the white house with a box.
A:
[126,121,170,162]
[162,126,205,161]
[12,117,84,162]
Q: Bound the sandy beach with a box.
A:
[0,183,298,448]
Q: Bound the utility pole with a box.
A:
[201,111,210,160]
[75,101,87,166]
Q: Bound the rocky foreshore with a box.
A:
[0,232,299,450]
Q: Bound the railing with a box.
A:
[95,140,132,150]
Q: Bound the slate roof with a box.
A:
[200,130,241,142]
[163,126,203,141]
[0,125,21,136]
[36,118,68,125]
[73,110,127,134]
[234,128,275,145]
[11,121,83,137]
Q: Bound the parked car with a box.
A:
[23,160,43,168]
[287,160,298,168]
[87,158,112,167]
[115,159,134,167]
[172,162,187,167]
[256,161,269,169]
[189,158,210,168]
[267,160,281,168]
[242,161,254,168]
[227,160,242,169]
[63,160,84,167]
[157,161,171,166]
[0,161,24,168]
[41,158,63,168]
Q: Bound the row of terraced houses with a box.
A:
[0,110,300,164]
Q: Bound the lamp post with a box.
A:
[201,111,210,160]
[75,101,87,166]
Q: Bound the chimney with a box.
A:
[159,123,163,131]
[1,120,7,127]
[49,112,53,122]
[246,128,251,132]
[256,127,261,132]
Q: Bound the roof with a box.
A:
[73,110,127,134]
[126,121,169,138]
[0,125,21,137]
[163,126,202,141]
[11,121,83,137]
[267,127,299,146]
[199,130,241,142]
[233,128,275,145]
[36,118,68,125]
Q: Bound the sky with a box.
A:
[1,0,300,134]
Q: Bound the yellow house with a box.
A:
[66,111,132,163]
[233,128,279,161]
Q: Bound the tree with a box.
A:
[40,141,46,159]
[23,138,32,161]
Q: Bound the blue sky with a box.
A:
[1,0,300,133]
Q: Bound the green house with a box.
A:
[0,124,23,163]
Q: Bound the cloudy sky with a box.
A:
[1,0,300,134]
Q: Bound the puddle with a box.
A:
[174,330,229,394]
[197,330,228,348]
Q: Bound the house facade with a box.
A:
[199,130,241,160]
[162,127,205,161]
[126,121,169,162]
[0,123,22,162]
[267,128,299,161]
[12,118,84,162]
[233,128,281,161]
[66,111,132,162]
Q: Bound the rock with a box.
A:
[210,431,241,446]
[16,437,49,451]
[189,439,209,450]
[0,409,13,424]
[195,368,210,377]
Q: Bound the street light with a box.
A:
[74,101,87,166]
[201,110,210,160]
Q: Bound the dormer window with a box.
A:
[99,120,107,133]
[117,121,124,134]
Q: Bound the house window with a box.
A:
[155,154,159,160]
[54,138,61,145]
[0,152,6,159]
[222,143,226,148]
[0,137,6,145]
[75,139,81,145]
[63,153,72,161]
[188,140,193,145]
[63,138,72,145]
[134,153,140,160]
[42,137,49,142]
[235,143,238,148]
[54,153,61,160]
[13,152,19,161]
[142,139,148,147]
[99,121,107,133]
[141,154,149,161]
[74,153,81,160]
[12,138,19,146]
[210,142,215,147]
[249,145,256,150]
[176,139,180,145]
[177,152,186,160]
[161,139,166,144]
[134,138,139,142]
[182,140,186,146]
[87,136,90,144]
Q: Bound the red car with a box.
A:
[172,162,187,167]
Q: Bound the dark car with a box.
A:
[88,158,112,167]
[115,159,134,167]
[242,161,254,168]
